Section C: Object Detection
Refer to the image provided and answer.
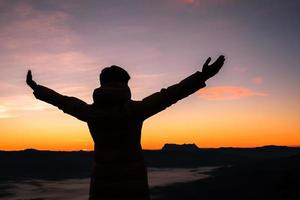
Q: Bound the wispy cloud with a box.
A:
[251,76,263,85]
[177,0,232,6]
[198,86,268,100]
[178,0,198,5]
[14,51,98,72]
[0,1,78,50]
[130,73,166,98]
[0,105,12,118]
[0,1,95,76]
[0,83,94,119]
[232,66,248,73]
[0,94,50,119]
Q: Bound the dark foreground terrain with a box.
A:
[151,147,300,200]
[0,144,300,200]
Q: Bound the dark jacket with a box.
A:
[32,71,206,200]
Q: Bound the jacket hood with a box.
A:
[93,83,131,107]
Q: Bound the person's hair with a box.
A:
[100,65,130,86]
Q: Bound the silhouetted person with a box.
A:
[26,55,225,200]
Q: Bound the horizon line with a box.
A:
[1,144,300,152]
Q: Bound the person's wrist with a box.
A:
[29,81,38,90]
[197,71,209,82]
[201,71,210,81]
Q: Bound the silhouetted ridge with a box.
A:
[1,145,300,180]
[259,145,289,149]
[162,143,200,152]
[23,148,39,152]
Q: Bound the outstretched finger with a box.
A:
[204,57,211,66]
[27,70,32,79]
[216,56,225,71]
[217,55,225,62]
[216,55,225,65]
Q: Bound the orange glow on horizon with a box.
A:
[1,100,299,151]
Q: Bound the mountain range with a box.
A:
[1,144,300,180]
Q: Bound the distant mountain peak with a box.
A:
[24,148,38,152]
[162,143,200,152]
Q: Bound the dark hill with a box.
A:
[1,145,300,180]
[151,153,300,200]
[162,143,200,152]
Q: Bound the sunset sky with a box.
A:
[0,0,299,150]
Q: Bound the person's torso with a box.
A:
[86,101,144,163]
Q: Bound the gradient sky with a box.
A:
[0,0,299,150]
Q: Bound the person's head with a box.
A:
[99,65,130,86]
[93,65,131,105]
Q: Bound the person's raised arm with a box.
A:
[26,70,89,121]
[138,55,225,119]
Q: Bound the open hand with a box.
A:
[26,70,37,89]
[202,55,225,81]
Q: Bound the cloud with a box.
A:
[232,66,248,73]
[177,0,231,6]
[251,76,263,85]
[0,1,78,50]
[0,95,50,119]
[179,0,198,5]
[0,2,105,83]
[14,51,98,72]
[0,83,94,119]
[0,105,12,118]
[130,73,166,98]
[198,86,268,100]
